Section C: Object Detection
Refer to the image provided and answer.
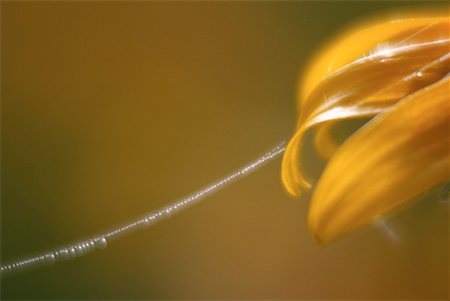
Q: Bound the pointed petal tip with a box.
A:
[282,175,312,199]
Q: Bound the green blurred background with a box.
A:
[1,1,448,299]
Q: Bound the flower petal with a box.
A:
[300,15,450,108]
[308,76,450,244]
[282,16,450,197]
[314,121,338,159]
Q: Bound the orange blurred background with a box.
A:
[1,2,448,299]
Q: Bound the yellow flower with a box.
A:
[282,12,450,244]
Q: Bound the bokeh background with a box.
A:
[1,1,448,299]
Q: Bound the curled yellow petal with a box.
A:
[299,14,450,108]
[309,76,450,243]
[282,15,450,196]
[281,12,450,243]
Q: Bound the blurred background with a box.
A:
[1,1,448,299]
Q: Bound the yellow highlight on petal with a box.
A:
[282,12,450,243]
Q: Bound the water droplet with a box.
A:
[95,237,108,249]
[59,249,70,260]
[44,254,56,265]
[69,247,77,258]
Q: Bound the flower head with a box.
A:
[282,13,450,244]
